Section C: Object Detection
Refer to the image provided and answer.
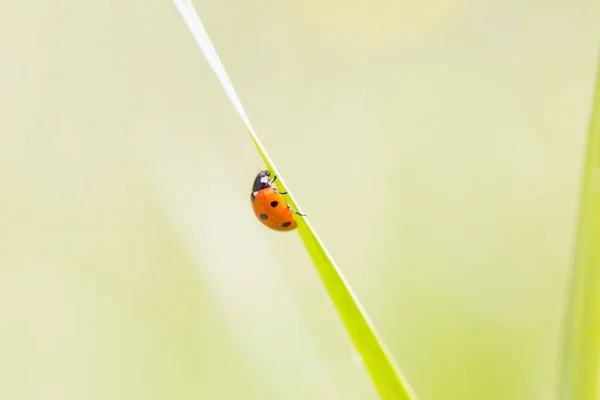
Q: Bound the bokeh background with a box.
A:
[1,0,599,399]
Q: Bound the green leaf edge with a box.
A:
[559,46,600,400]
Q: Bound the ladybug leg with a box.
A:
[269,174,288,194]
[287,204,306,217]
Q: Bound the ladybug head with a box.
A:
[252,170,272,192]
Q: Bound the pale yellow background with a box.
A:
[0,0,599,399]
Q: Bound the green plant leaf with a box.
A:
[559,47,600,400]
[171,1,418,398]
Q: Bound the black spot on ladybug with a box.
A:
[270,201,278,208]
[259,213,268,220]
[282,221,291,228]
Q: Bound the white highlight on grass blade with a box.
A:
[171,0,254,138]
[171,0,302,213]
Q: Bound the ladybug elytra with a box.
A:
[251,170,304,231]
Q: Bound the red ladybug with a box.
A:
[251,170,304,231]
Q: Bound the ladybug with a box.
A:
[251,170,304,231]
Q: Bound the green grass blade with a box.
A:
[171,1,418,398]
[559,48,600,400]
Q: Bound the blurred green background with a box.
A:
[1,0,599,399]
